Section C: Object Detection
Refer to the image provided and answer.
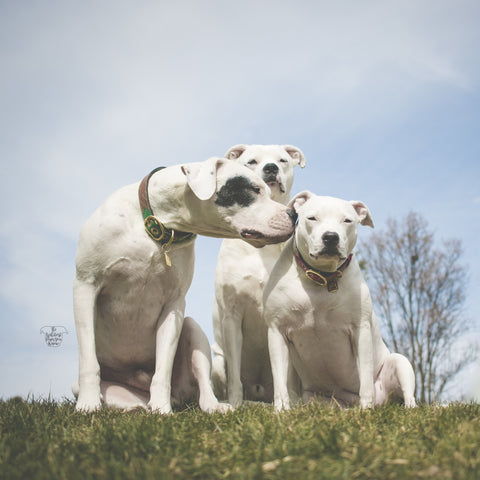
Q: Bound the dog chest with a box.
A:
[93,246,194,363]
[288,320,361,394]
[98,248,193,308]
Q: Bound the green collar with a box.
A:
[138,167,196,264]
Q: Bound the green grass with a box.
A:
[1,398,479,479]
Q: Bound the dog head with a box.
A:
[224,145,306,204]
[181,157,296,247]
[288,192,374,272]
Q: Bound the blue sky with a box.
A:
[1,0,479,402]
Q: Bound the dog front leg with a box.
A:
[268,326,291,411]
[73,278,102,412]
[149,300,185,414]
[222,311,244,407]
[355,319,375,409]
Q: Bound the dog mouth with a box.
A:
[241,228,293,246]
[312,247,346,260]
[241,229,265,240]
[263,175,286,193]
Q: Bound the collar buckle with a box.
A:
[305,270,327,286]
[144,215,166,242]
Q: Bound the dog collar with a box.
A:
[293,239,352,293]
[138,167,196,266]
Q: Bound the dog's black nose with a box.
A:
[263,163,279,175]
[287,208,298,225]
[322,231,339,246]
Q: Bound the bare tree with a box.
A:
[359,211,477,403]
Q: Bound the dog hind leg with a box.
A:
[173,317,232,413]
[101,381,149,410]
[376,353,416,407]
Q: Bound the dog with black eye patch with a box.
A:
[211,145,306,407]
[264,192,416,410]
[215,176,262,208]
[73,157,296,414]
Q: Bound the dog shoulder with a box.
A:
[264,247,303,307]
[76,184,143,270]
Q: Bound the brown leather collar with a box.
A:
[293,239,352,293]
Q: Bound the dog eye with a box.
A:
[307,216,317,221]
[248,159,257,165]
[252,186,261,194]
[344,218,353,223]
[279,158,288,163]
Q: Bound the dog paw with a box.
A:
[74,387,102,412]
[404,397,417,408]
[75,398,102,413]
[359,398,374,409]
[202,401,233,414]
[274,398,291,411]
[228,393,243,409]
[148,400,173,415]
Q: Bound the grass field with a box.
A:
[1,398,479,479]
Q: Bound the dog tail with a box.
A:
[249,384,265,400]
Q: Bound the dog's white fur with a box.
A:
[211,145,306,406]
[264,192,416,410]
[73,157,296,413]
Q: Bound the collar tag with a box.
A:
[327,279,339,293]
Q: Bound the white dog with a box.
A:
[212,145,306,406]
[73,157,296,413]
[264,192,416,410]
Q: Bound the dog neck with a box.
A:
[139,167,197,249]
[293,238,353,293]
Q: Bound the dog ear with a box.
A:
[287,191,312,212]
[283,145,306,168]
[350,201,374,228]
[181,157,223,200]
[225,144,247,160]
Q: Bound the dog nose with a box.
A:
[263,163,279,175]
[322,231,339,246]
[287,208,298,225]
